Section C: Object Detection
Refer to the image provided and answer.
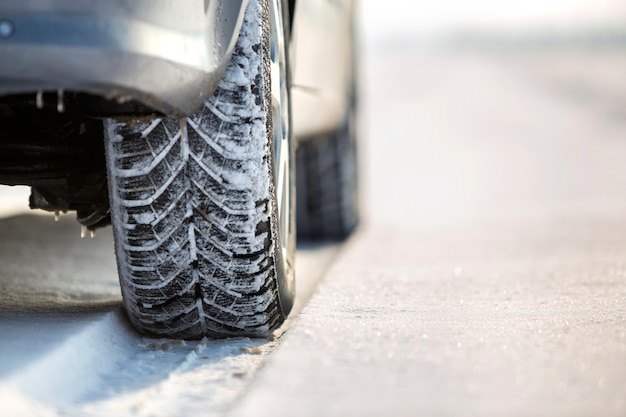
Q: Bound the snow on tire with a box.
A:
[104,0,294,339]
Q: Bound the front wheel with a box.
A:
[104,0,294,339]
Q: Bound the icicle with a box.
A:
[57,89,65,113]
[80,225,86,239]
[90,229,95,239]
[36,91,44,109]
[54,210,60,223]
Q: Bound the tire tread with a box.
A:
[105,0,284,338]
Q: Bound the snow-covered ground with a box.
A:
[0,186,31,218]
[0,212,339,416]
[227,41,626,417]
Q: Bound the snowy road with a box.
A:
[227,46,626,416]
[0,213,340,416]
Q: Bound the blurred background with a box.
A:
[363,0,626,39]
[359,0,626,231]
[2,0,626,226]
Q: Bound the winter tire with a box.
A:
[104,0,295,338]
[296,110,359,240]
[295,3,359,241]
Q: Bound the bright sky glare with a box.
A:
[362,0,626,35]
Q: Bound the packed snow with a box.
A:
[0,210,338,416]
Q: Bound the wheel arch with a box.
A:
[0,0,249,117]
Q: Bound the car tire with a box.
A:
[296,103,359,241]
[103,0,295,339]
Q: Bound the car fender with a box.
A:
[0,0,248,117]
[290,0,354,139]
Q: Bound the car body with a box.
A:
[0,0,353,135]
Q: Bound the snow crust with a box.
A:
[1,310,277,417]
[0,211,333,417]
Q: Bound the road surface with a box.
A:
[0,213,339,416]
[229,44,626,416]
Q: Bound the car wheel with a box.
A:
[296,99,359,240]
[104,0,294,339]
